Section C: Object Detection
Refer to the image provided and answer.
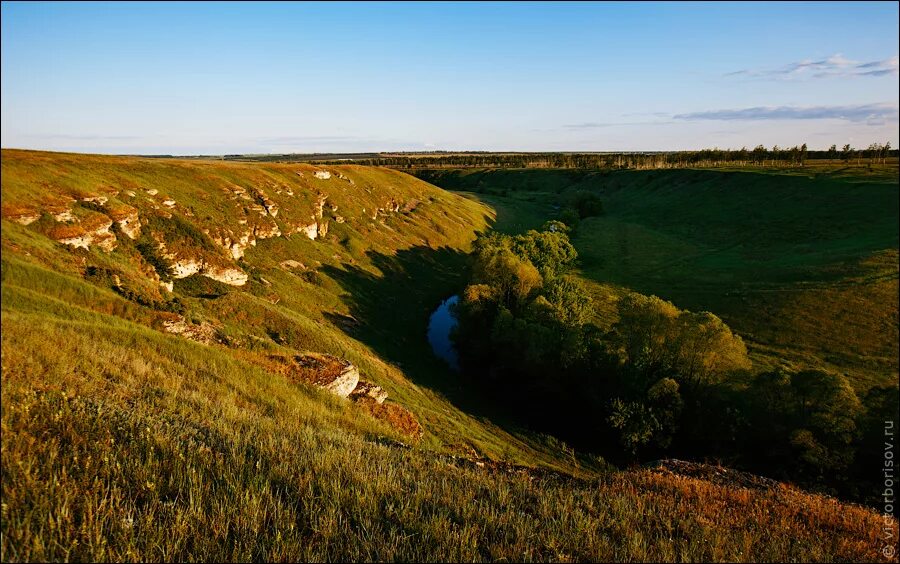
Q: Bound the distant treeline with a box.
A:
[310,143,897,169]
[223,152,381,163]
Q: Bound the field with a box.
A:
[1,150,896,561]
[417,165,899,390]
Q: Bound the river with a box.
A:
[427,295,460,371]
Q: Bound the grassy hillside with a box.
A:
[418,166,899,390]
[1,149,584,468]
[2,151,895,561]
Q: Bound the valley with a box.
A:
[0,150,896,561]
[418,166,899,390]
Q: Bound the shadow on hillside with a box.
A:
[320,245,517,423]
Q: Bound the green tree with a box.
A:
[540,277,594,327]
[569,191,605,219]
[749,368,862,480]
[610,294,750,389]
[558,208,581,231]
[672,311,751,389]
[607,399,659,456]
[646,377,683,448]
[841,144,852,163]
[473,249,542,311]
[511,229,577,279]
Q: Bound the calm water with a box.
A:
[427,295,460,371]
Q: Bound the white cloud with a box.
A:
[674,103,899,124]
[727,54,898,79]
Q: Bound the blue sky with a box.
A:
[1,1,898,154]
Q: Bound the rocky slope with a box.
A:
[1,149,497,445]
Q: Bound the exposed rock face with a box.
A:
[57,234,92,250]
[53,209,76,222]
[53,216,117,252]
[108,206,141,239]
[162,199,176,208]
[401,199,420,213]
[146,189,158,196]
[7,212,40,225]
[229,185,253,201]
[279,260,306,270]
[273,353,360,398]
[323,363,360,397]
[93,226,118,252]
[206,228,255,260]
[255,189,279,217]
[298,221,319,240]
[314,170,331,180]
[156,239,248,286]
[230,243,248,260]
[314,194,328,219]
[161,316,218,345]
[230,231,254,259]
[82,195,109,205]
[170,258,203,278]
[349,380,388,405]
[253,220,281,240]
[317,220,329,238]
[203,264,249,286]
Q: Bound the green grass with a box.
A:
[2,293,891,562]
[0,149,575,470]
[1,151,895,561]
[421,166,899,390]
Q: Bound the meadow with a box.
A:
[418,165,899,390]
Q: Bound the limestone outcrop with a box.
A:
[279,260,306,270]
[107,205,141,239]
[50,214,117,252]
[296,221,319,240]
[349,380,388,405]
[161,315,219,345]
[254,188,279,217]
[203,264,250,286]
[272,353,361,398]
[156,239,248,286]
[2,205,40,225]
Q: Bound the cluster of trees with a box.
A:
[558,191,605,230]
[825,142,894,164]
[452,222,898,503]
[302,143,897,170]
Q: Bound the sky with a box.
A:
[1,1,898,154]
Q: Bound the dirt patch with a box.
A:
[356,397,423,442]
[644,459,782,491]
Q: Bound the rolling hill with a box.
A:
[1,150,895,561]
